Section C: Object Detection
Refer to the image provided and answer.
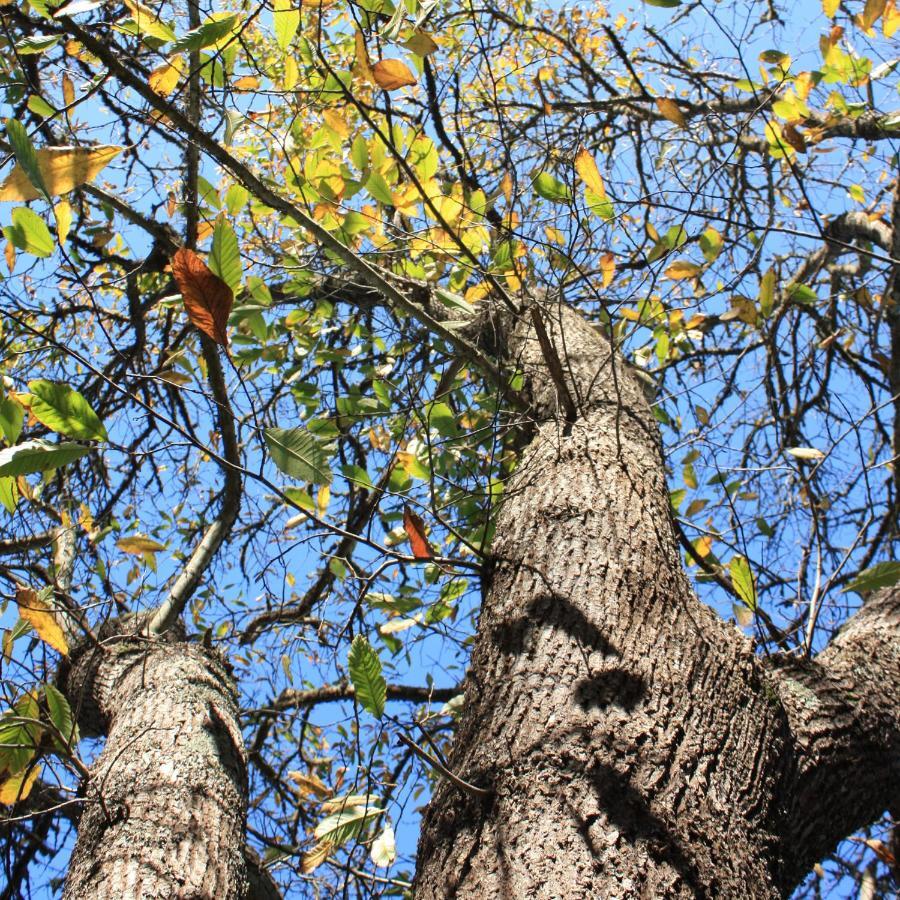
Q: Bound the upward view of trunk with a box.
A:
[61,624,249,899]
[415,303,900,897]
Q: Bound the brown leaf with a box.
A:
[170,248,233,346]
[16,585,68,656]
[655,97,686,127]
[781,123,807,153]
[300,841,332,874]
[372,59,417,91]
[403,504,433,560]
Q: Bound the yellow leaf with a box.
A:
[664,260,702,279]
[499,172,512,203]
[354,30,375,84]
[323,109,351,139]
[4,241,15,273]
[149,56,185,96]
[600,251,615,288]
[884,0,900,35]
[301,841,333,874]
[574,148,606,198]
[403,30,438,57]
[117,536,166,555]
[695,535,713,557]
[53,200,72,245]
[822,0,839,15]
[655,97,686,127]
[0,146,123,202]
[16,586,68,656]
[232,76,260,91]
[61,73,75,107]
[316,485,330,517]
[372,59,417,91]
[0,764,41,805]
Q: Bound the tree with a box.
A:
[0,0,898,896]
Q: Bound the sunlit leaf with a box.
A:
[209,216,242,293]
[403,504,433,560]
[16,585,68,655]
[729,556,756,611]
[0,145,123,202]
[371,823,396,867]
[272,0,299,50]
[372,59,417,91]
[149,56,185,96]
[4,119,48,199]
[27,380,107,441]
[0,764,41,805]
[533,171,571,202]
[0,439,90,477]
[786,446,825,460]
[3,208,54,257]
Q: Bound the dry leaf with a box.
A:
[62,73,75,106]
[665,260,702,280]
[372,59,417,91]
[0,145,123,202]
[288,770,333,799]
[655,97,686,127]
[781,123,807,153]
[4,241,15,274]
[403,504,433,559]
[16,585,68,655]
[170,248,233,346]
[301,841,333,874]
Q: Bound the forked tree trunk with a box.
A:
[62,626,249,899]
[414,304,900,898]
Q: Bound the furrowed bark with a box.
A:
[414,301,900,898]
[62,624,248,899]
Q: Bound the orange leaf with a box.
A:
[403,504,433,559]
[171,248,233,346]
[656,97,686,127]
[16,585,68,655]
[600,252,615,288]
[372,59,417,91]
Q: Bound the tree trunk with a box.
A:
[415,303,900,898]
[62,624,249,899]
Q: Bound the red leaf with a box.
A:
[171,248,233,346]
[403,504,433,560]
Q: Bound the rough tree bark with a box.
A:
[61,621,249,899]
[414,302,900,898]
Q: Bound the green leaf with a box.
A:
[348,635,386,718]
[758,269,776,318]
[209,217,242,293]
[13,35,61,55]
[171,14,239,53]
[843,561,900,595]
[264,427,332,485]
[4,208,54,258]
[43,684,79,750]
[0,397,24,445]
[0,476,17,513]
[0,693,42,776]
[0,439,91,477]
[789,284,818,304]
[272,0,299,50]
[28,381,107,441]
[314,800,383,847]
[533,171,572,202]
[729,555,756,611]
[7,119,50,202]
